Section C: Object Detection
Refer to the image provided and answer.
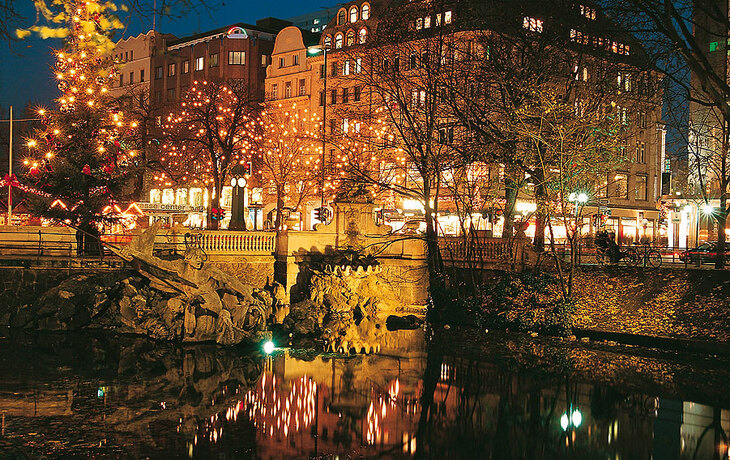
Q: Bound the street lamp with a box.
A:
[228,163,250,230]
[307,43,330,224]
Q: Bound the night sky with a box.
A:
[0,1,324,114]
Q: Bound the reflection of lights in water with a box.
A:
[560,413,570,431]
[367,379,401,445]
[561,409,583,431]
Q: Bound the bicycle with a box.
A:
[595,245,638,266]
[627,243,662,268]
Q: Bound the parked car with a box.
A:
[679,242,730,263]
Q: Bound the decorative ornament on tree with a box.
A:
[82,164,92,175]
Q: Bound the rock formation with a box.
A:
[282,264,404,354]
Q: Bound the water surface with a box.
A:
[0,329,729,459]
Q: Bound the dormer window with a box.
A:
[347,30,355,46]
[324,35,332,49]
[362,3,370,20]
[338,9,346,25]
[350,6,358,23]
[359,27,368,44]
[335,33,343,49]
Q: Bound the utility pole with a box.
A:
[8,105,12,225]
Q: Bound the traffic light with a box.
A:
[314,207,322,222]
[314,206,331,223]
[242,161,252,176]
[211,207,226,221]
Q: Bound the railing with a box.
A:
[439,236,525,268]
[196,231,276,254]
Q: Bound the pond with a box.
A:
[1,328,729,459]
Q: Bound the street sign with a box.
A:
[598,206,611,216]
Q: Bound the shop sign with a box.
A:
[137,202,206,213]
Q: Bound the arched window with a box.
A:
[346,30,355,47]
[337,9,346,25]
[350,6,359,23]
[324,35,332,49]
[361,3,370,20]
[359,27,367,44]
[335,33,343,49]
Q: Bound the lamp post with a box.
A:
[229,164,249,230]
[0,106,41,225]
[308,43,330,224]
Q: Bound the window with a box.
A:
[349,6,358,23]
[445,10,452,24]
[155,91,161,103]
[228,51,245,65]
[638,111,647,129]
[293,54,299,65]
[195,57,204,71]
[618,72,631,91]
[342,118,349,133]
[331,89,337,104]
[424,16,431,28]
[330,119,336,134]
[346,30,355,47]
[354,85,362,101]
[355,57,362,73]
[614,173,628,199]
[119,73,124,86]
[637,141,646,163]
[285,81,292,98]
[140,69,145,82]
[320,90,326,106]
[635,175,648,200]
[261,55,268,67]
[362,4,370,20]
[573,65,588,81]
[359,28,367,44]
[522,16,543,33]
[168,63,176,77]
[410,53,417,69]
[344,60,350,75]
[298,78,306,96]
[183,60,189,74]
[331,62,338,76]
[412,89,426,107]
[320,64,326,78]
[271,83,278,100]
[155,66,163,79]
[421,50,429,67]
[279,57,286,68]
[324,35,332,49]
[580,5,597,20]
[167,87,175,101]
[335,33,343,49]
[125,51,128,61]
[342,87,349,103]
[129,71,134,84]
[436,13,442,26]
[382,58,389,73]
[338,9,346,25]
[438,126,454,144]
[416,18,423,30]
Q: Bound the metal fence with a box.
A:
[550,242,724,269]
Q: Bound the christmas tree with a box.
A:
[22,1,136,251]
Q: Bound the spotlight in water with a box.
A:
[560,413,569,431]
[571,409,582,428]
[263,340,275,354]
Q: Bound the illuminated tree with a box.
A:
[257,103,322,231]
[160,79,258,230]
[21,0,136,253]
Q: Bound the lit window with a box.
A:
[445,10,452,24]
[335,33,343,49]
[209,53,219,68]
[522,16,543,33]
[261,55,267,67]
[436,13,441,26]
[162,189,175,205]
[168,63,176,77]
[635,175,648,200]
[350,6,358,23]
[195,56,204,71]
[425,16,431,28]
[355,57,362,73]
[359,28,367,44]
[342,118,349,133]
[228,51,245,65]
[299,78,306,96]
[614,173,628,199]
[344,60,350,75]
[362,4,370,20]
[346,30,355,46]
[416,18,423,30]
[182,61,189,74]
[271,83,278,100]
[285,81,292,98]
[150,189,161,203]
[324,36,332,49]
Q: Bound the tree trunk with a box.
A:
[716,121,728,269]
[274,190,284,232]
[533,166,547,252]
[503,176,518,239]
[208,182,220,230]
